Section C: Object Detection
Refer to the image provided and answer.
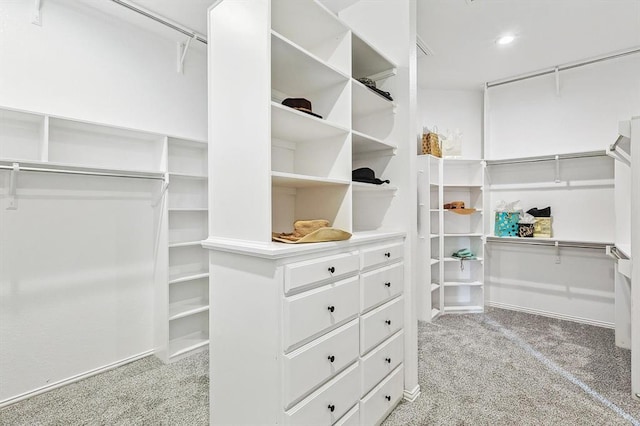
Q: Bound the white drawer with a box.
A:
[360,296,403,355]
[335,404,359,426]
[360,241,403,270]
[284,251,359,293]
[361,330,404,396]
[283,319,359,408]
[360,365,404,426]
[284,276,359,351]
[361,262,403,312]
[284,362,360,426]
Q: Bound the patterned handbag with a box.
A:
[421,128,441,157]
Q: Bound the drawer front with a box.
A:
[284,362,360,426]
[283,319,359,408]
[335,404,359,426]
[284,276,359,351]
[360,241,403,270]
[361,331,404,396]
[360,296,403,355]
[284,252,359,293]
[361,262,404,312]
[360,365,404,426]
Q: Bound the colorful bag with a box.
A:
[495,212,520,237]
[421,129,441,158]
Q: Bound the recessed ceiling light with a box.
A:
[496,34,516,45]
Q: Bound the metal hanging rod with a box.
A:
[485,150,608,166]
[0,164,165,181]
[109,0,207,44]
[486,236,611,251]
[487,46,640,88]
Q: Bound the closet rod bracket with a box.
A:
[32,0,42,26]
[152,173,170,207]
[554,241,561,264]
[177,35,196,74]
[554,66,560,96]
[8,163,19,210]
[554,155,560,183]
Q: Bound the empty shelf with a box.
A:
[169,299,210,321]
[443,281,483,287]
[168,332,209,359]
[443,305,483,313]
[169,271,209,285]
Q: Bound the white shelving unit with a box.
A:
[161,137,209,363]
[207,1,414,424]
[417,156,485,320]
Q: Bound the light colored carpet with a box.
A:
[2,308,639,425]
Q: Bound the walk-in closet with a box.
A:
[0,1,638,425]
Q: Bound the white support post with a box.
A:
[554,241,561,264]
[8,163,19,210]
[555,155,560,183]
[555,66,560,96]
[32,0,42,26]
[177,35,195,74]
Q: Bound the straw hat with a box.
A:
[444,201,476,215]
[272,219,351,244]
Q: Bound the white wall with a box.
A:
[418,89,483,159]
[487,54,640,159]
[485,53,640,326]
[0,0,207,140]
[0,0,207,404]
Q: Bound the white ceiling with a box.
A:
[83,0,640,90]
[417,0,640,90]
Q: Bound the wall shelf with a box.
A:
[352,130,397,155]
[272,102,349,142]
[168,299,209,321]
[168,271,209,285]
[352,79,397,117]
[485,150,608,166]
[168,331,209,359]
[352,182,398,192]
[272,171,350,188]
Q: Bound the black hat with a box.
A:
[352,168,390,185]
[527,207,551,217]
[282,98,323,119]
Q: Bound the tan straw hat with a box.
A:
[443,201,476,215]
[272,219,352,244]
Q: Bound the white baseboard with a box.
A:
[487,301,614,329]
[0,350,155,408]
[403,384,421,402]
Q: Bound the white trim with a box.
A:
[487,301,614,329]
[0,350,154,408]
[403,384,421,402]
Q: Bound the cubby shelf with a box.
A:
[168,332,209,359]
[430,259,439,265]
[351,32,397,79]
[271,171,350,188]
[271,31,350,96]
[168,271,209,285]
[431,283,440,292]
[169,241,204,249]
[443,281,483,287]
[168,299,210,321]
[271,102,349,142]
[352,130,397,154]
[352,79,397,117]
[168,207,208,212]
[352,182,398,192]
[168,172,207,180]
[443,257,484,262]
[443,306,483,313]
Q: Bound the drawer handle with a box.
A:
[328,404,335,412]
[385,320,391,325]
[385,357,391,364]
[384,252,391,258]
[384,282,391,287]
[385,395,391,402]
[328,266,335,273]
[328,355,335,363]
[328,305,335,313]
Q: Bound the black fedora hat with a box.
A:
[282,98,323,119]
[352,167,390,185]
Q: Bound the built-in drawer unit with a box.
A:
[360,365,404,426]
[283,276,360,350]
[360,296,404,355]
[361,261,404,312]
[284,362,360,426]
[361,330,404,395]
[335,404,360,426]
[360,242,403,270]
[284,251,359,293]
[283,319,360,408]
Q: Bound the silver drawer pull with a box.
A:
[327,305,335,313]
[328,404,335,412]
